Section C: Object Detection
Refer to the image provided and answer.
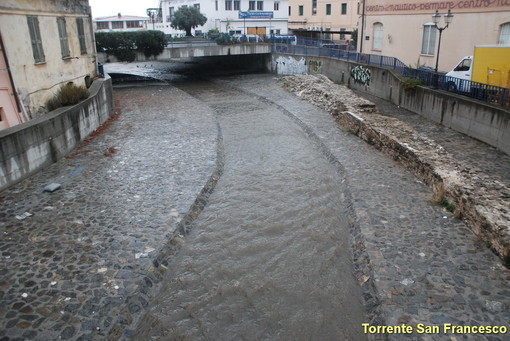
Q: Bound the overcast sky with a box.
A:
[88,0,160,18]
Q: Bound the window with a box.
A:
[112,21,123,29]
[325,28,331,39]
[76,18,87,54]
[225,1,232,10]
[249,1,256,10]
[234,0,240,10]
[500,23,510,45]
[194,3,200,10]
[274,1,280,10]
[27,16,45,63]
[57,17,70,58]
[289,6,291,15]
[96,21,108,29]
[453,58,471,71]
[421,24,436,55]
[373,22,383,50]
[326,4,331,15]
[312,0,317,14]
[299,5,303,16]
[126,21,142,28]
[341,3,347,14]
[257,1,263,10]
[340,28,346,40]
[215,1,218,11]
[169,7,175,21]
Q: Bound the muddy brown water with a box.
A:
[134,80,368,340]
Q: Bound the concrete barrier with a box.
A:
[271,53,510,155]
[0,76,114,191]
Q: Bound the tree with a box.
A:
[171,7,207,37]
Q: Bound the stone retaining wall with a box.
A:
[0,76,114,191]
[271,53,510,155]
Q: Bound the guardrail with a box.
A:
[272,43,510,108]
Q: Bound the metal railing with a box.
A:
[272,43,510,108]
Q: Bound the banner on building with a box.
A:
[239,11,274,19]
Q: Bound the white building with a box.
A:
[155,0,288,37]
[93,13,149,32]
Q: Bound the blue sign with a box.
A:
[239,11,274,19]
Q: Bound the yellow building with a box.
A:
[360,0,510,72]
[0,0,97,126]
[288,0,360,41]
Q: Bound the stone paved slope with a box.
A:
[282,74,510,264]
[0,85,217,340]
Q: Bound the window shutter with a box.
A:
[27,16,45,63]
[57,17,70,58]
[77,18,87,54]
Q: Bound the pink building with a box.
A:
[359,0,510,71]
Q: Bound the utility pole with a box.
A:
[359,0,365,53]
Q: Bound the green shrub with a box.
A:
[95,31,167,62]
[401,77,423,91]
[214,33,239,45]
[47,83,89,111]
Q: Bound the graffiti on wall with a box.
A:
[308,59,323,73]
[351,66,371,85]
[274,56,307,75]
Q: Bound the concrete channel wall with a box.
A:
[0,76,114,191]
[271,54,510,155]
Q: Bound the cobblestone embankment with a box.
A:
[0,85,218,340]
[282,74,510,265]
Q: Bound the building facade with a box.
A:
[360,0,510,71]
[288,0,359,41]
[0,0,97,125]
[93,14,149,32]
[155,0,289,37]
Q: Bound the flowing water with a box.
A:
[134,79,368,340]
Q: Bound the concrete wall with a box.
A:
[271,53,510,155]
[0,76,113,191]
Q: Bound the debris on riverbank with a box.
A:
[281,74,510,266]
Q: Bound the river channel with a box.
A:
[131,77,368,339]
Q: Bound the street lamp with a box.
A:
[147,8,161,30]
[432,9,454,73]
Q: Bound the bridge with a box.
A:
[97,43,272,63]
